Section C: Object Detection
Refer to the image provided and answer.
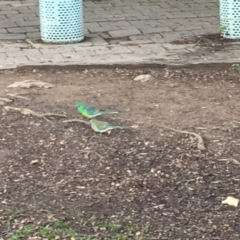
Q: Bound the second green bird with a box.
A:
[90,119,127,133]
[76,102,119,119]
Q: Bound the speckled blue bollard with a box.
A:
[220,0,240,39]
[39,0,84,43]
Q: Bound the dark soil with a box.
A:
[171,33,240,47]
[1,64,240,240]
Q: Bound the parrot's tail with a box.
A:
[112,126,128,130]
[101,110,119,115]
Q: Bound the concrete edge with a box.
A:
[2,62,235,72]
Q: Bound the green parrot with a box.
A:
[90,119,127,133]
[76,103,119,119]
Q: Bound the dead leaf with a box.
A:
[30,160,39,165]
[0,97,13,105]
[232,159,240,165]
[0,97,12,103]
[135,231,141,237]
[222,196,239,207]
[7,93,30,100]
[7,80,53,89]
[164,127,206,150]
[134,74,152,82]
[4,106,67,119]
[218,158,240,165]
[131,125,139,129]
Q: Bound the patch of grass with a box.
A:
[9,216,149,240]
[219,24,226,34]
[10,221,84,240]
[39,226,56,239]
[7,209,24,227]
[114,233,146,240]
[232,63,240,73]
[115,233,128,240]
[81,214,96,227]
[79,237,98,240]
[123,215,132,223]
[98,218,148,240]
[101,220,121,231]
[10,225,35,240]
[54,220,67,229]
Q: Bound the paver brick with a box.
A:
[7,27,39,33]
[83,34,108,45]
[23,15,38,21]
[0,62,17,69]
[99,21,132,28]
[191,28,219,36]
[108,29,141,38]
[0,46,21,53]
[26,32,40,39]
[0,29,7,34]
[128,20,150,27]
[0,21,18,28]
[139,27,172,34]
[138,14,168,20]
[1,1,22,5]
[171,25,204,31]
[0,52,7,58]
[0,15,8,21]
[16,20,40,27]
[11,56,29,63]
[84,23,101,32]
[1,10,19,14]
[5,50,37,61]
[0,33,26,40]
[85,24,118,33]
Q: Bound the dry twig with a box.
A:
[231,121,240,126]
[4,106,67,119]
[164,127,206,150]
[218,158,240,165]
[7,80,53,89]
[0,97,13,105]
[0,97,12,103]
[7,93,30,100]
[62,118,90,125]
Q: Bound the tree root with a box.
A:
[7,80,53,89]
[164,127,206,150]
[7,93,30,100]
[4,106,67,120]
[0,97,13,103]
[218,158,240,165]
[62,118,90,125]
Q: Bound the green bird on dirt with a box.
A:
[90,119,127,133]
[76,103,119,119]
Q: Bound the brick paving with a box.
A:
[0,0,239,69]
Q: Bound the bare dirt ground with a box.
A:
[1,64,240,240]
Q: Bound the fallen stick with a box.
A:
[7,80,53,89]
[164,127,206,150]
[218,158,240,165]
[4,106,67,119]
[7,93,30,100]
[0,97,12,103]
[62,118,90,125]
